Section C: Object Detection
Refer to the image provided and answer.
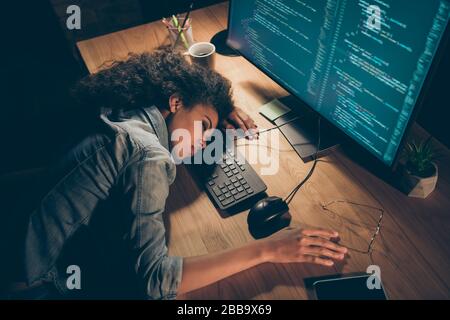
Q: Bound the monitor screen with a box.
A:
[227,0,450,166]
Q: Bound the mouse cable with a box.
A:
[284,116,321,205]
[231,113,321,205]
[234,116,301,141]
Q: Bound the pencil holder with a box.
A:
[163,15,194,52]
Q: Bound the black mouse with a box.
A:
[247,196,291,239]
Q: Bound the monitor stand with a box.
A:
[273,96,342,163]
[210,29,240,57]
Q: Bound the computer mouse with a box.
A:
[247,196,291,239]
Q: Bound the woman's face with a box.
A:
[166,95,219,160]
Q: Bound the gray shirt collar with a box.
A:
[142,105,170,151]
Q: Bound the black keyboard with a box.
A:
[200,150,267,211]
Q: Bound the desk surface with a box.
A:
[77,2,450,299]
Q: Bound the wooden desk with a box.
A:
[77,2,450,299]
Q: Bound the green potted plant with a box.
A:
[401,137,439,198]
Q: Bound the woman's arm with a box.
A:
[178,227,348,295]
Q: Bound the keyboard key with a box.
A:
[203,150,267,210]
[221,198,234,206]
[234,192,247,200]
[212,186,222,196]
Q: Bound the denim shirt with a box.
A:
[23,105,182,299]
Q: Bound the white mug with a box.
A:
[188,42,216,69]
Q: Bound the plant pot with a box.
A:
[401,162,438,199]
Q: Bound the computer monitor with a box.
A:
[227,0,450,167]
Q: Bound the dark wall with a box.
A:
[50,0,227,43]
[1,1,86,174]
[416,30,450,148]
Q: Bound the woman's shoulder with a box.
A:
[119,137,176,187]
[96,108,175,175]
[100,108,168,151]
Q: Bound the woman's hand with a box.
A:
[262,227,348,266]
[179,226,347,295]
[222,106,259,139]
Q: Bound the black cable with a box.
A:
[230,114,321,205]
[284,116,321,205]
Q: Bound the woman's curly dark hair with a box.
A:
[72,49,234,121]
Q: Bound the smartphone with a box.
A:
[313,274,388,300]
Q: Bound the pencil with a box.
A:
[172,2,194,50]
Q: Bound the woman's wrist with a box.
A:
[255,238,277,264]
